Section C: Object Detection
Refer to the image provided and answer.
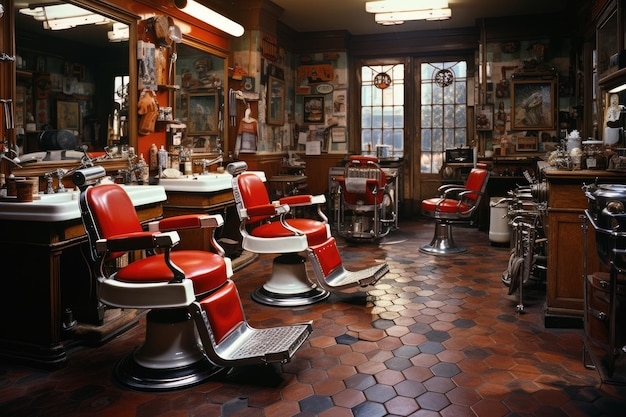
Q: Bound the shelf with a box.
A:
[157,84,180,91]
[599,67,626,89]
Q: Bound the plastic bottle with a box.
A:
[149,143,158,176]
[158,145,168,172]
[184,148,193,175]
[139,154,149,184]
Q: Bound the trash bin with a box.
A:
[489,197,510,244]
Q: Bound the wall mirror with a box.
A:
[14,0,137,158]
[173,39,228,155]
[267,75,285,125]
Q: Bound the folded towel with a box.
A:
[345,177,368,194]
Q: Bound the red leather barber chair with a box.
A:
[420,163,489,255]
[334,155,395,241]
[228,161,389,307]
[72,166,311,391]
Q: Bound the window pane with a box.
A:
[362,107,372,128]
[360,63,404,157]
[420,61,467,173]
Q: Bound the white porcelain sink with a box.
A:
[157,171,266,193]
[0,185,166,222]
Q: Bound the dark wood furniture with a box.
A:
[0,197,164,368]
[543,169,625,327]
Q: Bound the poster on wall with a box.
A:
[333,89,346,117]
[329,127,347,153]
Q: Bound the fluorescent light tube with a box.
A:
[366,0,448,13]
[174,0,244,37]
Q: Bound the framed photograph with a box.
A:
[56,101,80,131]
[328,127,347,153]
[267,76,285,125]
[187,93,218,135]
[511,79,556,130]
[516,136,539,152]
[303,95,325,124]
[476,104,493,131]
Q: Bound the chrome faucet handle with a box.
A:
[44,173,55,194]
[55,168,68,193]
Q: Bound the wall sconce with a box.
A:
[366,0,452,25]
[174,0,244,37]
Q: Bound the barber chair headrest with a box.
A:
[227,161,248,176]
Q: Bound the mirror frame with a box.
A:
[8,0,139,154]
[175,35,230,154]
[267,75,285,126]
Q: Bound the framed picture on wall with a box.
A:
[476,104,493,131]
[187,93,218,135]
[303,95,325,124]
[267,76,285,125]
[56,101,80,131]
[511,79,556,130]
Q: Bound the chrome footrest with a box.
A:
[307,237,389,291]
[218,323,312,363]
[324,263,389,289]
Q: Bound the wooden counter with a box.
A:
[162,188,257,271]
[544,168,625,327]
[0,200,163,368]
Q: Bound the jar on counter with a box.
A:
[582,140,606,170]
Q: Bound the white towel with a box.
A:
[345,177,368,194]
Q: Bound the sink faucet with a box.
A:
[43,168,68,193]
[195,155,223,175]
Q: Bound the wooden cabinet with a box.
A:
[0,201,163,368]
[544,169,625,327]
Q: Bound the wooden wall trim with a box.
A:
[349,27,479,57]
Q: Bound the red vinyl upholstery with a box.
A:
[421,166,488,218]
[86,184,228,295]
[236,173,328,247]
[199,281,245,344]
[336,155,387,207]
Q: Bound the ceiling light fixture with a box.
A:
[366,0,448,13]
[366,0,451,25]
[108,22,130,42]
[19,4,111,30]
[174,0,244,37]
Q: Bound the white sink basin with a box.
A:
[0,185,166,222]
[157,171,266,192]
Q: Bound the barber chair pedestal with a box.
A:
[115,309,222,391]
[252,254,329,307]
[420,220,466,255]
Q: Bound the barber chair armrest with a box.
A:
[439,185,467,198]
[95,231,180,254]
[99,278,196,309]
[149,214,224,232]
[438,183,462,193]
[242,203,290,219]
[278,194,326,207]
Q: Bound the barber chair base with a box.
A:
[251,254,330,307]
[114,309,224,391]
[419,222,467,255]
[339,213,392,242]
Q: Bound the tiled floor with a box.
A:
[2,219,626,416]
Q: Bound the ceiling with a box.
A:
[14,0,573,49]
[270,0,570,36]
